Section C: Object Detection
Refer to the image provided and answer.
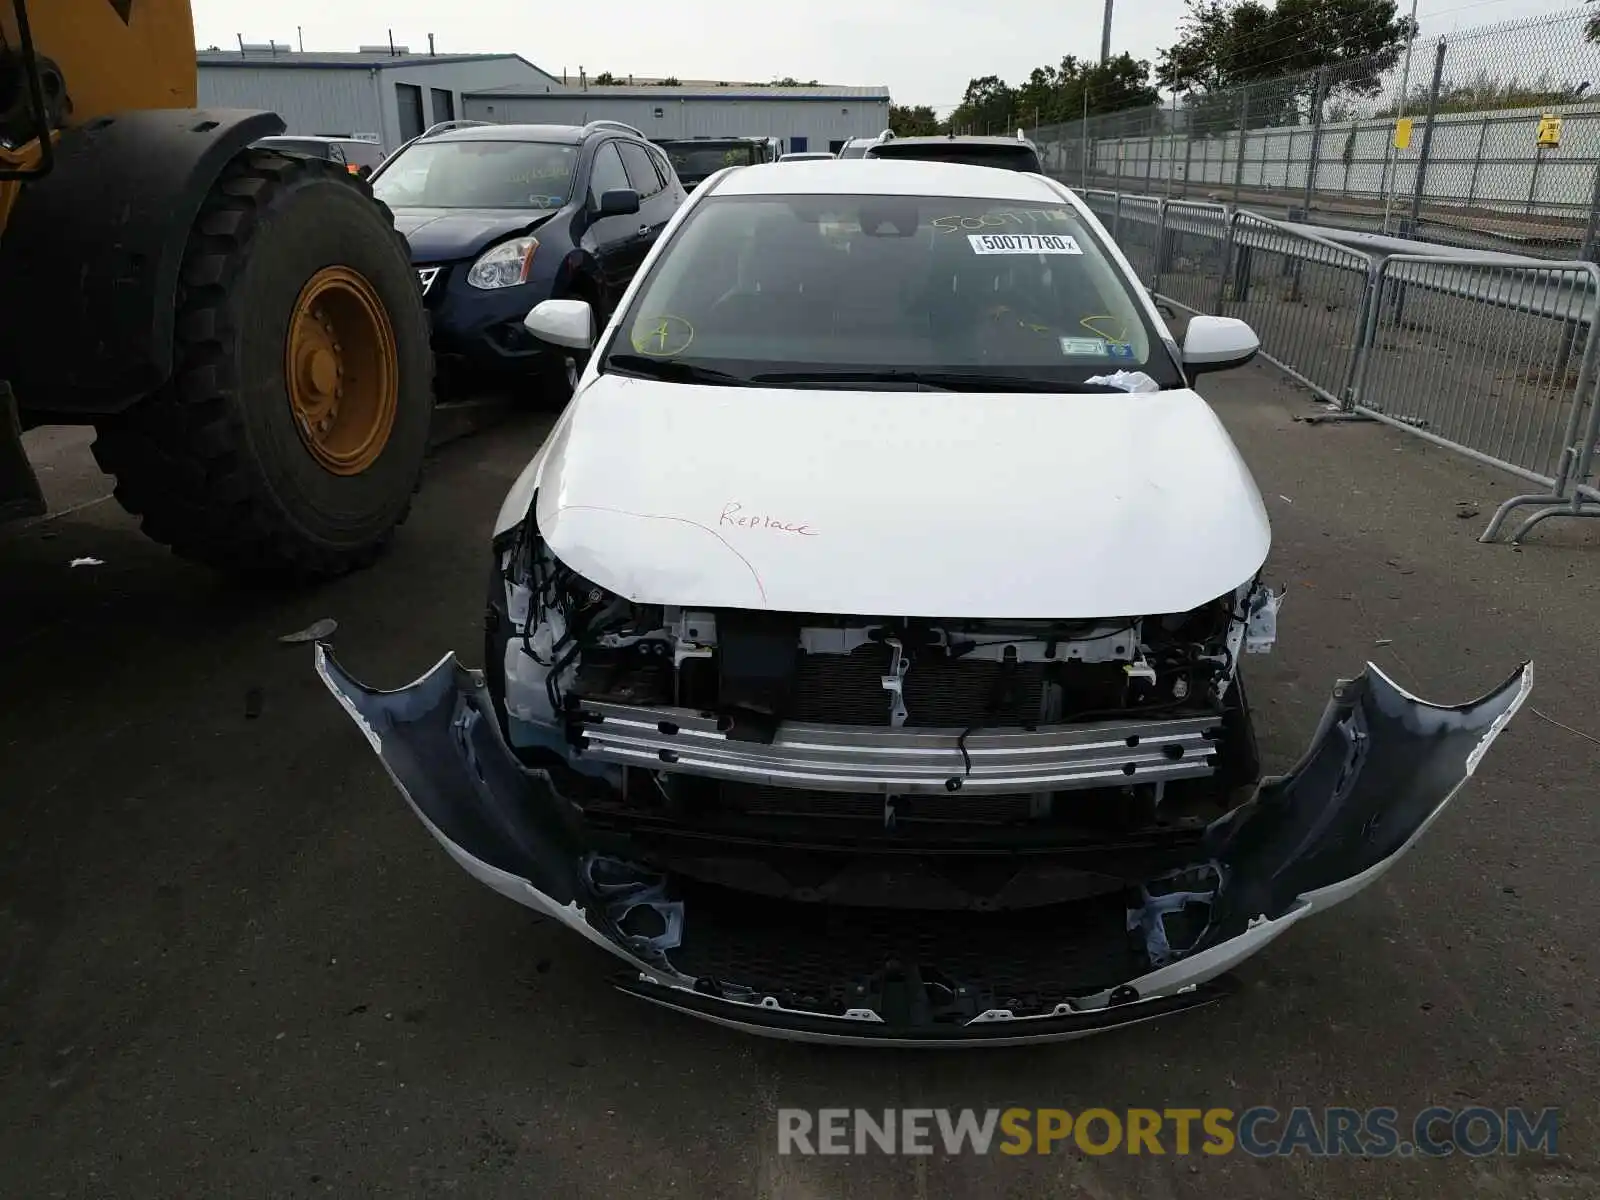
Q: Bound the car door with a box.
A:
[617,140,673,263]
[583,140,640,314]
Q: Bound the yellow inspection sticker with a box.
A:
[1393,117,1413,150]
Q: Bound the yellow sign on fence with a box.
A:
[1393,117,1413,150]
[1537,114,1563,148]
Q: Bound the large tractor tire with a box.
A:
[91,148,433,578]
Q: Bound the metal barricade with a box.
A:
[1350,256,1599,490]
[1155,201,1231,317]
[1113,194,1164,286]
[1067,185,1600,544]
[1219,211,1378,406]
[1080,188,1119,230]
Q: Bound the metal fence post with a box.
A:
[1465,116,1489,207]
[1302,66,1328,216]
[1232,86,1251,204]
[1214,208,1240,311]
[1580,158,1600,263]
[1340,256,1386,410]
[1152,200,1168,290]
[1080,93,1090,191]
[1346,256,1391,408]
[1407,38,1448,233]
[1166,91,1178,198]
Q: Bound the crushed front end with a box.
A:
[316,515,1531,1045]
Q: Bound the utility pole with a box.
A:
[1100,0,1113,65]
[1380,0,1421,234]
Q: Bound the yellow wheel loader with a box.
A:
[0,0,433,576]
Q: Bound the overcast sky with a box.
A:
[192,0,1583,111]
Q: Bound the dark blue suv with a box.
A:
[370,119,686,394]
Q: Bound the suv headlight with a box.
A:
[467,237,539,290]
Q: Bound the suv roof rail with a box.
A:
[421,119,494,138]
[584,119,646,138]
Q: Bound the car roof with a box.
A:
[878,135,1038,148]
[710,159,1063,201]
[425,123,590,145]
[655,136,766,145]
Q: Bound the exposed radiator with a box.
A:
[790,644,1049,727]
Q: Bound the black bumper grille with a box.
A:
[720,783,1036,824]
[668,882,1141,1006]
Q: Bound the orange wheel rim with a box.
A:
[285,265,399,476]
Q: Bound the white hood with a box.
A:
[500,375,1270,619]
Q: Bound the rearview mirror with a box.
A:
[597,188,641,217]
[524,298,594,351]
[1182,315,1260,376]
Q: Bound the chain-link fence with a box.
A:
[1033,7,1600,259]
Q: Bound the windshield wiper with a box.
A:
[748,369,1129,393]
[605,354,752,386]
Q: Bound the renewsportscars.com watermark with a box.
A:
[777,1107,1560,1158]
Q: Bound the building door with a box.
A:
[431,88,455,124]
[790,136,807,152]
[396,83,425,142]
[829,139,845,154]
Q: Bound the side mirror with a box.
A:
[524,298,594,351]
[1182,315,1260,376]
[596,188,641,217]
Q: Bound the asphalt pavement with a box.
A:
[2,370,1598,1198]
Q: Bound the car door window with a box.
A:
[588,142,631,205]
[326,143,347,165]
[618,142,663,199]
[650,149,675,191]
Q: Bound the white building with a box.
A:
[462,84,893,156]
[196,47,564,154]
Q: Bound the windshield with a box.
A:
[871,143,1042,172]
[371,140,576,209]
[663,144,762,176]
[604,192,1179,389]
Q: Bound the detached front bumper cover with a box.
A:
[317,645,1530,1046]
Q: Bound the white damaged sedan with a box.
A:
[319,160,1530,1044]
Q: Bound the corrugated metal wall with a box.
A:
[373,61,564,151]
[198,60,563,154]
[198,67,383,143]
[462,94,891,153]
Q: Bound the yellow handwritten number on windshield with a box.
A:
[631,315,695,357]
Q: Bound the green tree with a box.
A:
[948,75,1018,134]
[1158,0,1416,126]
[1587,0,1600,44]
[984,54,1160,129]
[771,76,821,86]
[655,76,682,86]
[593,71,620,86]
[890,104,945,136]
